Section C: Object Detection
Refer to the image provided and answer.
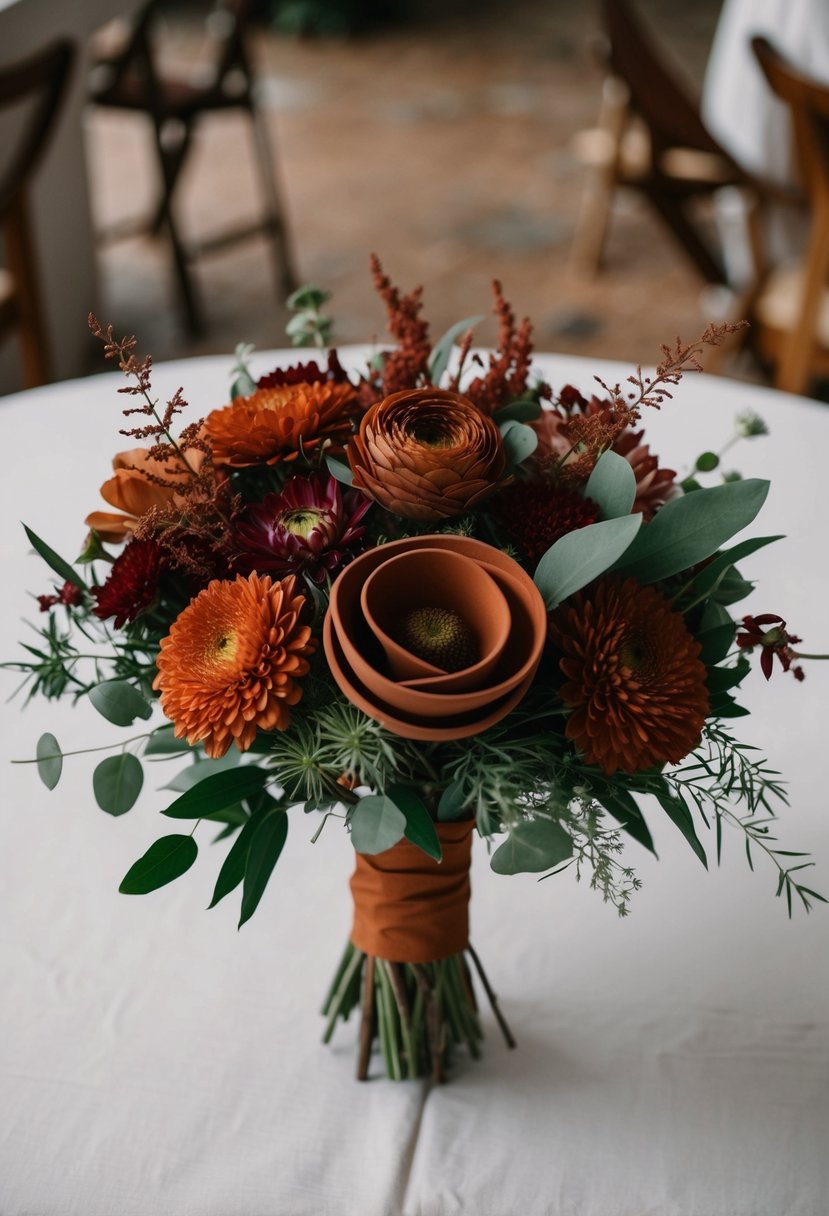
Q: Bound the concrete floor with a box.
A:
[87,0,738,378]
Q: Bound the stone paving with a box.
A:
[88,0,742,384]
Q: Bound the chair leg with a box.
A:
[249,98,297,299]
[150,121,193,235]
[570,76,631,276]
[642,185,727,284]
[776,218,829,396]
[4,196,51,388]
[151,117,204,336]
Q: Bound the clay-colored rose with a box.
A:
[324,534,547,741]
[347,389,505,522]
[85,447,203,543]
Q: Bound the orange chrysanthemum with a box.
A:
[555,578,709,775]
[153,572,316,758]
[205,382,358,469]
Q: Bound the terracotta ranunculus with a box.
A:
[85,447,204,543]
[324,535,547,741]
[346,389,506,522]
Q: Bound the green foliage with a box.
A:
[239,804,289,927]
[498,420,538,473]
[349,794,406,854]
[119,834,198,895]
[534,514,642,610]
[161,766,269,820]
[611,479,769,584]
[695,451,720,473]
[93,753,144,816]
[144,724,191,756]
[388,785,441,861]
[325,455,354,487]
[23,525,86,591]
[428,315,483,385]
[208,810,259,909]
[492,399,543,424]
[36,733,62,790]
[162,751,240,793]
[229,342,256,399]
[584,450,636,519]
[285,284,332,348]
[88,680,152,727]
[490,818,573,875]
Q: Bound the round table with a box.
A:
[1,348,827,1216]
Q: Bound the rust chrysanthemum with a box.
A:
[205,381,358,470]
[347,388,506,522]
[555,577,709,775]
[153,572,316,758]
[92,538,162,629]
[492,480,600,570]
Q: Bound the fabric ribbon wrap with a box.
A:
[350,820,474,963]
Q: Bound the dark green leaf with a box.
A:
[709,695,751,718]
[23,524,86,590]
[706,657,751,694]
[162,751,241,793]
[611,479,770,584]
[36,732,62,790]
[93,753,144,816]
[654,789,708,868]
[208,810,263,909]
[499,420,538,472]
[144,724,193,756]
[584,450,636,519]
[119,834,198,894]
[687,535,783,601]
[388,784,441,861]
[696,623,736,666]
[239,810,289,927]
[350,794,406,854]
[600,789,656,854]
[162,766,269,819]
[88,680,152,727]
[699,599,733,632]
[490,818,573,875]
[428,314,483,384]
[492,398,542,424]
[437,779,467,822]
[534,514,642,610]
[712,566,754,605]
[695,451,720,472]
[325,454,354,487]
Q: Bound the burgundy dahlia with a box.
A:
[92,538,162,629]
[493,480,600,570]
[232,473,372,583]
[256,349,349,390]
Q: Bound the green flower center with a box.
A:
[398,606,479,672]
[281,507,324,539]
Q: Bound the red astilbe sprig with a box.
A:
[365,254,432,400]
[463,281,549,415]
[594,321,749,419]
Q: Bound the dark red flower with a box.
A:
[92,538,162,629]
[37,581,83,612]
[737,614,805,682]
[493,481,600,570]
[232,473,372,583]
[256,349,349,389]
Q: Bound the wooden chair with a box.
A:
[571,0,751,283]
[0,39,74,389]
[735,37,829,396]
[89,0,296,336]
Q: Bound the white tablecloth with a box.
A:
[1,349,828,1216]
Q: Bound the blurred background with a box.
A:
[1,0,826,396]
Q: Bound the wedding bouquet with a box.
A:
[10,257,823,1082]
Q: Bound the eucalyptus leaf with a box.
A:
[239,810,289,927]
[584,450,636,519]
[119,834,198,895]
[144,724,192,756]
[88,680,152,727]
[93,753,144,816]
[350,795,406,855]
[611,479,770,584]
[23,524,86,590]
[325,455,354,487]
[492,398,542,424]
[499,420,538,473]
[428,314,483,385]
[36,733,62,790]
[490,819,573,875]
[437,779,467,822]
[388,784,441,861]
[208,810,263,909]
[534,514,642,610]
[162,766,269,819]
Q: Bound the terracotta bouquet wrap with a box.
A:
[8,260,825,1084]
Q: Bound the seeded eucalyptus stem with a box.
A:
[321,942,512,1081]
